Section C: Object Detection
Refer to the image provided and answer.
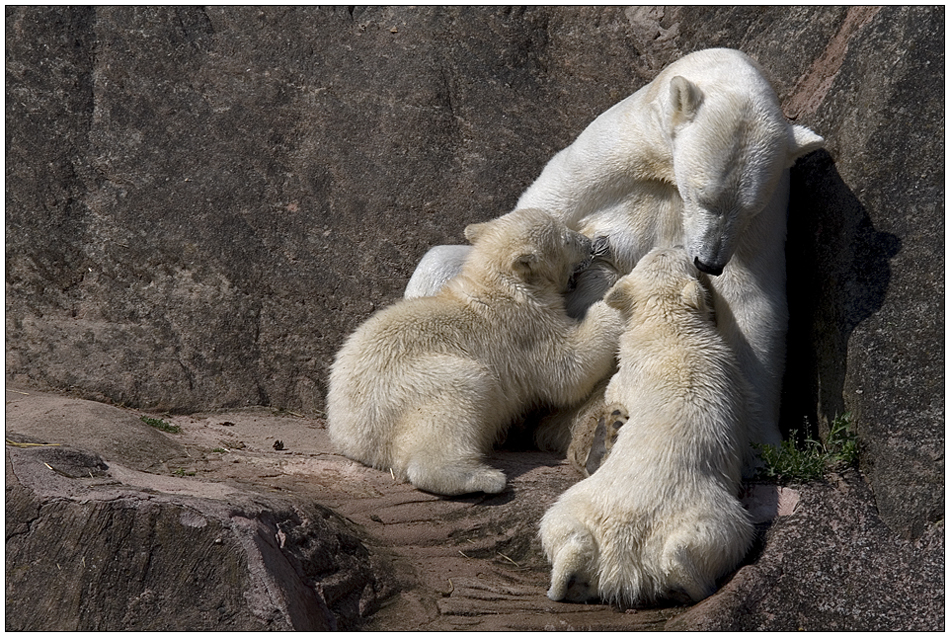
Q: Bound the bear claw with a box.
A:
[585,404,629,475]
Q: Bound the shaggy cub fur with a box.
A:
[540,246,754,605]
[327,208,622,496]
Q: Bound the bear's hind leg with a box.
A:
[395,396,507,496]
[661,539,716,603]
[542,516,599,603]
[567,402,629,477]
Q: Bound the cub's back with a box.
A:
[335,294,491,372]
[608,312,747,482]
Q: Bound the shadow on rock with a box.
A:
[781,149,901,440]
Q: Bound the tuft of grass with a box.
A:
[756,413,858,483]
[827,412,858,467]
[141,415,181,434]
[756,431,825,482]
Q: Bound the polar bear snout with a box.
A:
[693,256,724,277]
[682,207,738,278]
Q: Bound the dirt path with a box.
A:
[6,387,686,629]
[166,405,684,629]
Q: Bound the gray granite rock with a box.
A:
[779,5,944,539]
[5,5,944,629]
[667,471,944,631]
[5,398,396,630]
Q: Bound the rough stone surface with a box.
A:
[4,388,669,630]
[5,390,396,631]
[5,5,944,629]
[667,471,944,631]
[779,6,944,539]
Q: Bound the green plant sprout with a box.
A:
[141,415,181,434]
[827,412,859,466]
[755,413,858,483]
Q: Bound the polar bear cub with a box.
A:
[540,246,754,606]
[327,208,623,496]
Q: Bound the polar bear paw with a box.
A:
[462,466,507,495]
[585,403,629,476]
[406,460,506,496]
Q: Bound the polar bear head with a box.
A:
[463,208,594,293]
[605,246,712,323]
[665,75,824,276]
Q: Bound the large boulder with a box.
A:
[5,391,396,631]
[5,388,676,631]
[5,5,944,629]
[667,470,944,631]
[776,5,944,541]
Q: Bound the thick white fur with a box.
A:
[404,244,471,298]
[540,247,754,606]
[327,208,623,496]
[405,48,824,448]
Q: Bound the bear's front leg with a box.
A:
[564,257,621,319]
[404,244,471,298]
[549,300,624,408]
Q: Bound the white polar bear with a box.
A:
[539,247,754,606]
[405,48,824,449]
[327,208,623,496]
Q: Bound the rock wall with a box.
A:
[5,5,942,548]
[778,6,944,540]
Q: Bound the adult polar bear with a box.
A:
[405,48,823,448]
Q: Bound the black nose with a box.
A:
[694,257,724,276]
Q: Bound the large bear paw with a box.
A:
[585,403,629,476]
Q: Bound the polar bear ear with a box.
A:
[786,125,825,166]
[681,279,708,314]
[512,251,540,276]
[670,76,704,124]
[464,222,490,245]
[603,282,631,312]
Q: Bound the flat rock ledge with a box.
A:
[5,387,943,631]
